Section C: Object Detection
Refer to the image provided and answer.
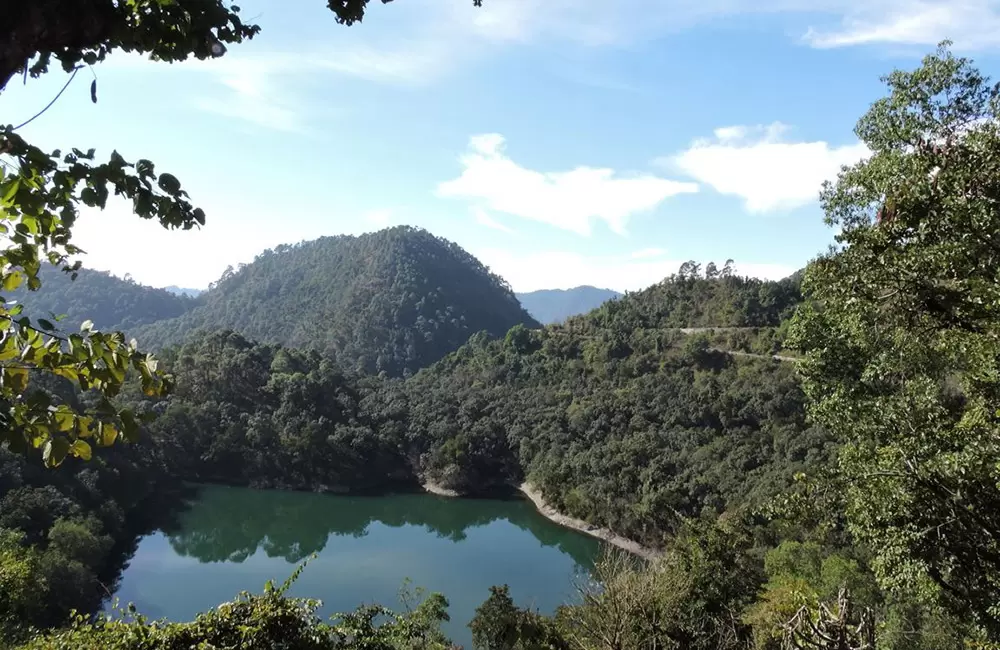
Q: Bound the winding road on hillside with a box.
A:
[535,325,799,363]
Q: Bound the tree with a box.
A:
[789,42,1000,636]
[0,0,482,466]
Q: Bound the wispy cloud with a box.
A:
[663,122,870,213]
[473,207,517,235]
[103,0,1000,133]
[803,0,1000,50]
[438,133,698,236]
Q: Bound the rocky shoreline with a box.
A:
[517,482,659,561]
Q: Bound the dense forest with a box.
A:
[2,28,1000,650]
[132,227,539,377]
[515,286,622,324]
[6,266,198,332]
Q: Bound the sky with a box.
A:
[3,0,1000,293]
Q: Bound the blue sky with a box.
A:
[3,0,1000,292]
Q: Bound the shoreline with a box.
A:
[517,482,660,561]
[422,481,460,498]
[421,480,659,560]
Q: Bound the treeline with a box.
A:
[0,436,182,645]
[120,271,819,546]
[6,266,198,332]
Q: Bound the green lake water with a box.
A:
[108,484,602,648]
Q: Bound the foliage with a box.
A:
[0,439,180,644]
[133,227,539,377]
[404,270,823,541]
[789,42,1000,636]
[469,585,568,650]
[17,562,454,650]
[8,266,197,332]
[1,0,486,466]
[124,329,412,491]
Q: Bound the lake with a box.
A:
[108,484,602,648]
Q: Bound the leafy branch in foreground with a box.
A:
[0,0,483,467]
[790,41,1000,635]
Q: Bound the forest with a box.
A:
[1,4,999,649]
[129,226,539,378]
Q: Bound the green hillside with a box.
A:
[6,266,198,332]
[134,226,539,377]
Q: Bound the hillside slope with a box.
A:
[516,286,622,324]
[403,269,818,545]
[130,268,820,550]
[8,266,199,332]
[135,227,539,377]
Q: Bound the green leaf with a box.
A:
[2,271,24,292]
[4,367,29,393]
[53,406,75,432]
[42,436,70,468]
[1,177,20,205]
[70,439,92,461]
[157,173,181,194]
[99,422,119,447]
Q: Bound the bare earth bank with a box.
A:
[420,481,659,560]
[422,481,461,498]
[518,482,660,561]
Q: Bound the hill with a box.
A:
[128,268,817,546]
[516,286,622,324]
[134,226,539,377]
[162,285,204,298]
[7,266,199,332]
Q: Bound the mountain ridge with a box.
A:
[516,285,623,324]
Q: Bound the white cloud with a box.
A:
[438,133,698,236]
[630,248,668,259]
[803,0,1000,50]
[473,208,517,234]
[474,247,797,293]
[667,122,870,213]
[66,197,335,289]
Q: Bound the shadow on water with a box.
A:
[161,484,598,570]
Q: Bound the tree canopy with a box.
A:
[133,226,538,377]
[790,42,1000,634]
[0,0,481,465]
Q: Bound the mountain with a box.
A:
[135,226,539,377]
[130,268,815,543]
[516,286,623,324]
[162,285,204,298]
[8,266,199,332]
[401,269,816,542]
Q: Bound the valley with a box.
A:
[1,16,999,650]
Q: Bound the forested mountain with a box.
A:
[133,227,538,377]
[6,266,198,332]
[516,286,622,324]
[407,271,816,543]
[162,285,203,298]
[120,271,815,540]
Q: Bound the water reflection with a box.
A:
[113,485,602,648]
[163,484,598,569]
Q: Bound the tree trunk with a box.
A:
[0,0,115,94]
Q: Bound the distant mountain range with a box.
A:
[516,286,623,324]
[162,285,204,298]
